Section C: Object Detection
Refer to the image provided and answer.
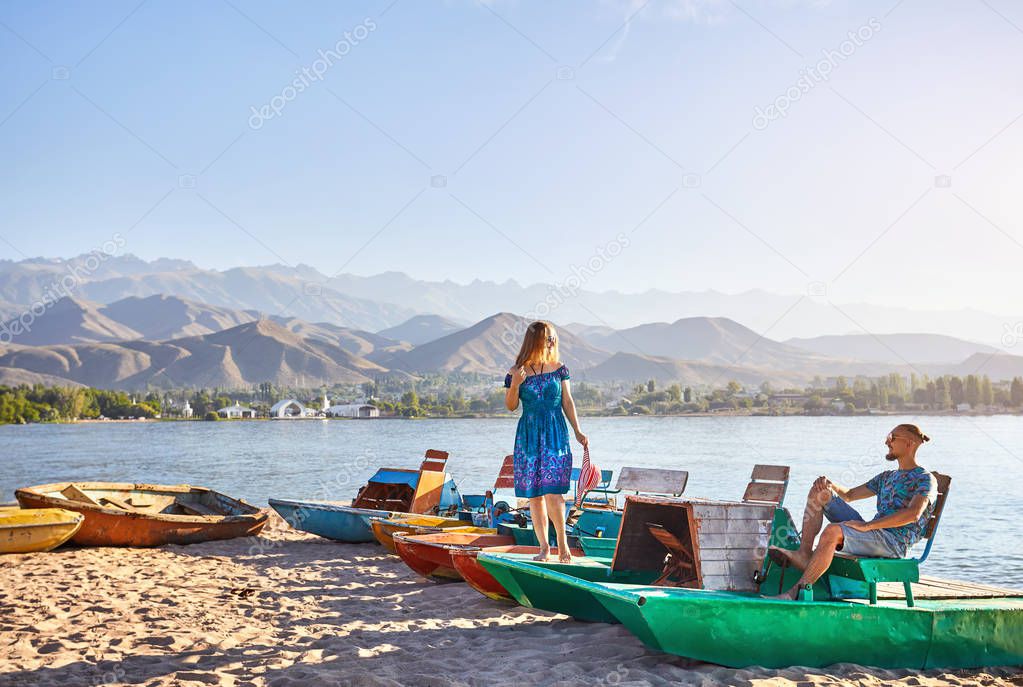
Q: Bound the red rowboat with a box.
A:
[393,530,514,582]
[451,545,584,601]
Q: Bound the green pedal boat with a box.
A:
[475,563,1023,670]
[477,492,1023,669]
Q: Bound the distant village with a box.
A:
[2,371,1022,425]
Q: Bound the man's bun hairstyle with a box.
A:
[896,423,930,443]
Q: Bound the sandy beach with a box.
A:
[0,512,1020,687]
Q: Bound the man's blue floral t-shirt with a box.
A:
[866,467,938,554]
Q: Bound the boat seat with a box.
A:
[741,464,790,506]
[176,501,219,516]
[825,471,951,607]
[99,496,141,511]
[570,467,616,507]
[604,467,689,498]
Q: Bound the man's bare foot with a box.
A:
[533,547,550,562]
[558,551,572,563]
[762,587,799,601]
[767,546,810,571]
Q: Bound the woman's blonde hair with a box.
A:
[514,321,560,368]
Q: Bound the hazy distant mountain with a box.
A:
[99,295,259,340]
[575,317,843,371]
[947,353,1023,381]
[3,255,1022,345]
[323,270,1023,347]
[378,314,463,345]
[270,316,411,364]
[577,351,805,387]
[561,322,616,340]
[781,331,998,363]
[0,319,385,390]
[389,312,610,375]
[785,333,999,365]
[1,297,141,345]
[0,255,415,331]
[0,367,87,388]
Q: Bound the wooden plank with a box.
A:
[493,454,515,489]
[698,547,768,562]
[742,482,786,505]
[692,503,774,520]
[616,467,688,495]
[693,519,772,535]
[750,464,790,482]
[99,495,140,511]
[176,501,218,516]
[420,449,450,472]
[129,495,178,512]
[60,484,101,506]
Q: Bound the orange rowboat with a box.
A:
[451,545,584,601]
[16,482,267,547]
[369,515,473,554]
[393,530,514,582]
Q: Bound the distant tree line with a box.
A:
[0,386,161,424]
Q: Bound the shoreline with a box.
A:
[4,408,1021,428]
[2,512,1021,686]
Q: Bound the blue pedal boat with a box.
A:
[270,449,463,543]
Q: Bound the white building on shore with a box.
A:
[269,399,314,418]
[326,403,379,419]
[218,403,256,419]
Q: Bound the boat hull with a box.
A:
[451,545,581,602]
[583,581,1023,669]
[269,499,388,543]
[476,553,657,622]
[16,483,267,547]
[0,508,84,553]
[393,531,511,582]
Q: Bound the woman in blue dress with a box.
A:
[504,321,588,562]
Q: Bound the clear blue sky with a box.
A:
[2,0,1022,312]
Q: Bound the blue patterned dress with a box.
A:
[504,365,573,498]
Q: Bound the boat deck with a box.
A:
[877,575,1022,600]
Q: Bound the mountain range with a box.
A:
[2,255,1020,346]
[2,290,1022,390]
[1,255,1021,390]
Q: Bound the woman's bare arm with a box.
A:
[505,367,524,411]
[560,380,588,446]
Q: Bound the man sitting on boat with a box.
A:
[767,423,938,600]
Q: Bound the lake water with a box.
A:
[3,415,1020,588]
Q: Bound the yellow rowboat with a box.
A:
[370,515,477,554]
[0,508,84,553]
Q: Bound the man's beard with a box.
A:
[885,452,898,461]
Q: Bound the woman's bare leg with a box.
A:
[529,496,549,560]
[544,493,572,562]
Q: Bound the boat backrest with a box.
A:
[570,467,614,489]
[419,449,449,472]
[913,472,952,565]
[741,464,790,506]
[924,472,951,540]
[615,467,688,496]
[494,454,515,490]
